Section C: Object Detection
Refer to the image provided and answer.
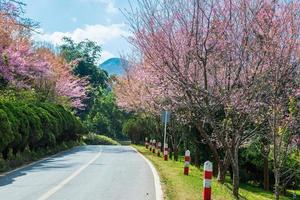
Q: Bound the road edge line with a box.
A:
[131,146,163,200]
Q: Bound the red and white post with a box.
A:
[203,161,213,200]
[152,139,156,153]
[157,142,161,156]
[163,143,168,161]
[184,150,190,175]
[145,137,149,149]
[149,139,152,151]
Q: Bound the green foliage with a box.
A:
[0,101,86,159]
[0,109,13,152]
[288,96,298,117]
[122,114,158,143]
[85,90,129,140]
[58,37,109,118]
[84,133,120,145]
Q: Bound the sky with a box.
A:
[23,0,132,63]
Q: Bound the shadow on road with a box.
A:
[0,145,136,187]
[0,146,93,187]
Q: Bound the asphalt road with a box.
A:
[0,145,159,200]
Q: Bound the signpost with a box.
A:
[161,111,170,160]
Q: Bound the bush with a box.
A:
[84,133,120,145]
[0,109,13,152]
[0,101,86,159]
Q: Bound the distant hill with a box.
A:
[100,58,128,76]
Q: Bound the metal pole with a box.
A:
[163,112,167,149]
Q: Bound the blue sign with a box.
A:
[161,111,171,123]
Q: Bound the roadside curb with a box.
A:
[131,146,163,200]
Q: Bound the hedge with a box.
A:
[0,101,87,160]
[84,133,120,145]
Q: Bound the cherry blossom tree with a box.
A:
[117,0,300,197]
[34,48,88,110]
[0,8,88,109]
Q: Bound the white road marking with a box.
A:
[131,146,163,200]
[37,149,102,200]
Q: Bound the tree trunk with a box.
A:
[232,163,240,198]
[217,161,227,184]
[169,146,173,160]
[12,147,18,156]
[274,169,280,200]
[263,156,270,191]
[195,123,227,183]
[174,147,179,161]
[2,148,9,160]
[194,144,200,167]
[231,147,240,199]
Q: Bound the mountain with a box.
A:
[100,58,128,76]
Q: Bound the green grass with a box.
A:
[83,133,120,145]
[133,145,296,200]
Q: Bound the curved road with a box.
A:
[0,145,159,200]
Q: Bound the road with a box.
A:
[0,145,160,200]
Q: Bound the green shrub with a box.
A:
[0,103,22,152]
[84,133,120,145]
[0,109,13,152]
[0,101,86,159]
[22,105,43,148]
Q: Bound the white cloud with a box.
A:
[34,23,129,45]
[80,0,118,14]
[99,50,115,63]
[105,1,118,14]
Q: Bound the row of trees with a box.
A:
[0,102,86,159]
[0,0,128,144]
[0,1,89,158]
[57,38,129,140]
[115,0,300,199]
[0,0,88,109]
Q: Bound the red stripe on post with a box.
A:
[184,167,189,175]
[204,171,212,179]
[184,150,190,175]
[203,187,211,200]
[184,156,190,162]
[203,161,213,200]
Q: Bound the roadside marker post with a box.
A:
[163,143,168,161]
[149,139,152,151]
[184,150,190,175]
[145,137,149,149]
[152,139,156,153]
[203,161,213,200]
[157,142,161,156]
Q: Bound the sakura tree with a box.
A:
[117,0,300,197]
[35,49,88,110]
[0,8,88,109]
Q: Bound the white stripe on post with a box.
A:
[145,137,148,149]
[203,161,213,200]
[152,139,156,153]
[184,150,190,175]
[149,139,152,151]
[157,142,161,156]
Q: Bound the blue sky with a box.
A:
[23,0,132,63]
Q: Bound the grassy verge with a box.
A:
[0,141,83,174]
[83,133,120,145]
[133,145,296,200]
